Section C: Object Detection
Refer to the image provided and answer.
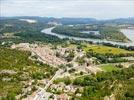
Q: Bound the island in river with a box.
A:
[41,27,134,46]
[51,25,131,43]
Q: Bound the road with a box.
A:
[33,69,64,100]
[29,44,134,100]
[26,45,65,100]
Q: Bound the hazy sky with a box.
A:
[1,0,134,19]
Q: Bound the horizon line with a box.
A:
[0,16,134,20]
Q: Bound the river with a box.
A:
[41,27,134,46]
[121,29,134,45]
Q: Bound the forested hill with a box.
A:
[0,18,66,44]
[1,17,134,25]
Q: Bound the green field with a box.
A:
[84,44,134,55]
[100,64,120,72]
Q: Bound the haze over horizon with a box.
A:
[1,0,134,20]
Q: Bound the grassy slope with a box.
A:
[0,47,57,97]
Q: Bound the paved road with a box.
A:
[28,45,65,100]
[33,87,51,100]
[44,69,63,90]
[22,47,57,100]
[33,69,64,100]
[31,44,134,100]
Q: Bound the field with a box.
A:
[100,64,120,72]
[84,44,134,55]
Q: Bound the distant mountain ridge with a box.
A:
[101,18,134,25]
[0,16,134,25]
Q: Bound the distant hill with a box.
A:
[101,18,134,25]
[59,18,97,25]
[0,16,134,25]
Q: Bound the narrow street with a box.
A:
[28,47,65,100]
[33,69,64,100]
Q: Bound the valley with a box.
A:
[0,17,134,100]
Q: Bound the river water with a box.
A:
[121,29,134,45]
[41,27,134,46]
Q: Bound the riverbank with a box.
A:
[41,27,134,46]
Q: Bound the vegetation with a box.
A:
[76,56,86,65]
[0,47,57,97]
[65,50,75,62]
[0,19,66,44]
[0,17,134,99]
[100,64,120,72]
[53,77,72,85]
[99,26,130,42]
[1,92,16,100]
[52,25,101,39]
[55,66,134,100]
[84,44,134,63]
[84,45,134,55]
[79,66,134,99]
[52,25,130,42]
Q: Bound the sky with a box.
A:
[0,0,134,19]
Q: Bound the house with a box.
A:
[57,93,69,100]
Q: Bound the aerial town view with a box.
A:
[0,0,134,100]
